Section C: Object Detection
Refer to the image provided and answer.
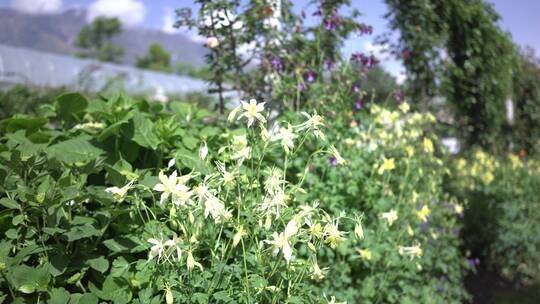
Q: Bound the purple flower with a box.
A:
[270,57,283,72]
[297,83,306,92]
[394,91,404,103]
[354,99,364,110]
[352,84,360,93]
[304,70,317,83]
[351,52,364,64]
[313,7,322,16]
[358,24,374,35]
[325,59,335,70]
[329,157,337,166]
[467,258,480,268]
[323,12,341,31]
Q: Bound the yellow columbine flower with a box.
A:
[405,146,415,157]
[411,191,419,203]
[399,102,410,113]
[416,205,430,222]
[454,204,464,215]
[357,248,372,261]
[399,244,423,259]
[423,138,434,153]
[377,158,396,175]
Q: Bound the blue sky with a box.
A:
[2,0,540,80]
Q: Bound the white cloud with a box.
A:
[363,41,389,58]
[87,0,146,28]
[161,8,178,34]
[11,0,62,14]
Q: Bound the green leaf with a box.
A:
[46,136,104,164]
[69,293,99,304]
[55,92,88,121]
[64,224,100,242]
[175,148,209,174]
[49,254,69,277]
[88,256,109,274]
[110,257,129,277]
[103,236,142,253]
[18,284,36,294]
[131,112,160,149]
[8,265,50,292]
[0,115,48,134]
[0,198,19,209]
[48,287,70,304]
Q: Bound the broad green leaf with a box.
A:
[110,257,129,277]
[55,92,88,121]
[46,136,104,164]
[0,198,18,209]
[0,115,48,134]
[87,256,109,274]
[103,236,142,253]
[69,293,99,304]
[64,224,100,242]
[48,287,70,304]
[49,254,69,277]
[131,113,160,149]
[8,265,50,292]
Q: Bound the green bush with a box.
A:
[0,85,65,120]
[450,150,540,284]
[295,103,469,303]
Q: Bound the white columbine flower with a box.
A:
[272,123,296,153]
[264,219,298,263]
[330,146,346,165]
[164,233,183,262]
[380,209,398,226]
[231,135,251,162]
[297,111,325,140]
[310,260,328,281]
[105,179,136,202]
[203,196,227,222]
[215,161,235,186]
[199,141,208,160]
[259,189,288,218]
[186,250,203,272]
[148,237,166,262]
[237,99,266,127]
[327,296,347,304]
[153,171,193,207]
[398,244,423,259]
[324,219,345,249]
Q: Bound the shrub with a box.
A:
[450,150,540,284]
[293,102,470,303]
[0,92,367,303]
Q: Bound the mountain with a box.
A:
[0,8,207,67]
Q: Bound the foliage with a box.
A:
[0,91,372,303]
[175,0,374,113]
[385,0,516,150]
[136,43,172,73]
[0,85,67,120]
[294,102,469,303]
[450,149,540,284]
[75,16,124,63]
[511,47,540,153]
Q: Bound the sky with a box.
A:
[2,0,540,81]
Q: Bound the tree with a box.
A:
[136,43,172,72]
[385,0,516,151]
[511,47,540,153]
[75,16,124,63]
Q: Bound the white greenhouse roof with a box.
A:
[0,44,209,96]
